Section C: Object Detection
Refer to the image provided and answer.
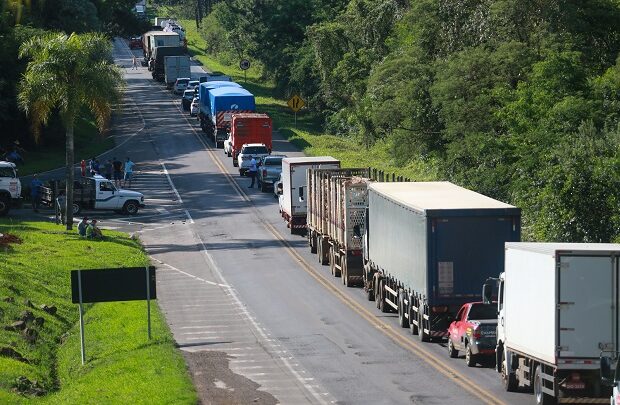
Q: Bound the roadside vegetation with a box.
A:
[157,0,620,243]
[0,219,196,404]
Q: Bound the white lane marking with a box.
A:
[151,258,228,287]
[161,162,183,203]
[184,209,195,224]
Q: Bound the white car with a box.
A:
[237,143,270,176]
[224,133,232,157]
[187,80,200,91]
[0,160,22,216]
[190,97,199,116]
[173,77,190,94]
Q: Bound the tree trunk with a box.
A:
[65,124,75,230]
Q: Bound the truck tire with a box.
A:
[398,291,409,328]
[534,365,555,405]
[465,343,476,367]
[379,280,389,313]
[448,339,459,358]
[72,202,81,215]
[409,304,419,335]
[0,195,10,216]
[502,349,518,392]
[123,200,139,215]
[309,233,317,254]
[418,312,430,342]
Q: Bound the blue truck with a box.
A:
[198,85,255,148]
[364,181,521,342]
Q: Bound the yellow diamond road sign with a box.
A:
[287,95,305,113]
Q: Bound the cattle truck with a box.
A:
[203,87,255,148]
[164,55,190,89]
[229,113,272,164]
[279,157,340,234]
[307,168,371,286]
[365,181,521,342]
[491,243,619,405]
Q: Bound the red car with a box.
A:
[129,37,142,49]
[447,302,497,367]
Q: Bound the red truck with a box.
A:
[228,113,272,167]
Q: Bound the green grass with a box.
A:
[19,117,115,177]
[178,18,438,181]
[0,220,196,404]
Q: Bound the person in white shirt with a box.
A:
[248,156,257,188]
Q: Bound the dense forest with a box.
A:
[0,0,147,147]
[169,0,620,243]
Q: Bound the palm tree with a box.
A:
[18,32,123,230]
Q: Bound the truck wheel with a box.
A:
[374,274,382,309]
[123,200,139,215]
[309,233,317,254]
[418,312,429,342]
[398,291,409,328]
[465,343,476,367]
[409,305,419,335]
[448,339,459,358]
[72,202,81,215]
[502,349,518,392]
[534,365,555,405]
[0,195,10,216]
[379,280,389,313]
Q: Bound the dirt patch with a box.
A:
[182,350,278,405]
[0,233,22,247]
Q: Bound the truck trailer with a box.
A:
[229,113,272,165]
[306,168,372,286]
[164,55,190,89]
[151,46,184,81]
[492,243,619,405]
[278,157,340,234]
[365,182,521,342]
[202,87,255,148]
[142,31,180,64]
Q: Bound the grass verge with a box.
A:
[18,116,115,177]
[179,19,438,181]
[0,219,196,404]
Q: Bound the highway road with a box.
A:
[111,39,533,404]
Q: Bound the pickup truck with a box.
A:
[237,143,270,176]
[257,155,286,192]
[41,175,145,215]
[447,302,497,367]
[0,161,22,216]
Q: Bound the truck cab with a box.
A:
[0,161,22,216]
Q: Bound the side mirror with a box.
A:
[601,356,615,386]
[298,186,304,202]
[482,282,493,304]
[277,184,283,196]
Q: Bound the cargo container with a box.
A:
[306,168,372,286]
[278,157,340,234]
[491,243,619,404]
[151,46,184,82]
[365,182,521,342]
[143,31,180,64]
[203,87,255,147]
[164,56,190,88]
[229,113,272,165]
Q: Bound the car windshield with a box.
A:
[188,81,199,87]
[242,146,268,155]
[183,91,194,98]
[264,158,283,166]
[0,167,15,177]
[467,304,497,320]
[177,79,189,85]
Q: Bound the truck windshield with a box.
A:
[0,168,15,177]
[242,146,268,155]
[468,304,497,320]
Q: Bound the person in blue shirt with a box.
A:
[30,174,43,212]
[248,156,258,188]
[123,157,135,188]
[77,216,89,237]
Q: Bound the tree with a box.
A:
[18,32,123,230]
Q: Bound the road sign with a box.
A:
[287,95,305,113]
[239,59,251,70]
[71,267,156,303]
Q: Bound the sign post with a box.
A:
[239,59,250,84]
[71,266,157,364]
[287,95,306,128]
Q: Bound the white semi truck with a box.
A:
[490,243,619,404]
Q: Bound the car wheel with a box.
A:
[448,338,459,358]
[0,195,10,216]
[123,200,139,215]
[465,343,476,367]
[260,180,268,192]
[233,159,238,167]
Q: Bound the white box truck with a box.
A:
[164,55,190,89]
[278,157,339,234]
[491,243,619,404]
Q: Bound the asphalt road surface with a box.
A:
[106,39,534,405]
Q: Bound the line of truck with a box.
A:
[275,156,618,404]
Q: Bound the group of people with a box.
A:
[77,216,104,239]
[2,140,25,165]
[80,157,135,188]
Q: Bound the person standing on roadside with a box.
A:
[123,157,135,188]
[104,159,113,180]
[30,174,43,212]
[88,157,97,176]
[112,157,122,187]
[132,55,138,70]
[80,159,86,177]
[248,156,258,188]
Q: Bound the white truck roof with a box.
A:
[283,156,339,165]
[506,242,620,255]
[369,181,516,212]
